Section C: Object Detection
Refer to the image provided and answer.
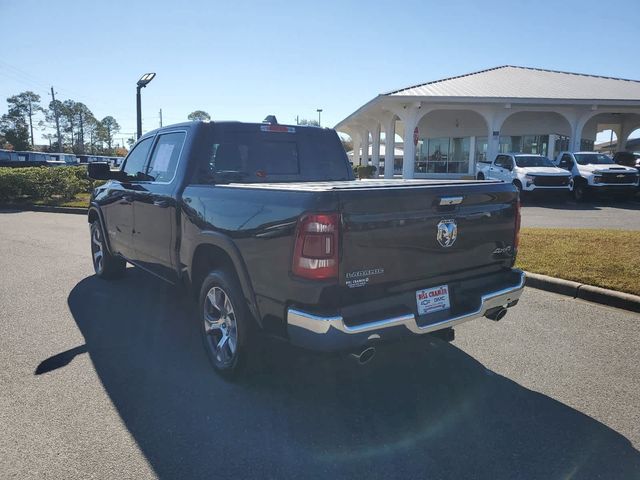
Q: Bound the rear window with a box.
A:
[198,126,353,183]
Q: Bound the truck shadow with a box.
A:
[62,269,640,479]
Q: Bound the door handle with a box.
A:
[153,199,170,208]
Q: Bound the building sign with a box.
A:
[413,127,419,146]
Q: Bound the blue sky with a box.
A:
[1,0,639,145]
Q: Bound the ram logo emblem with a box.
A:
[437,219,457,248]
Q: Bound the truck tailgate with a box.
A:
[337,181,518,291]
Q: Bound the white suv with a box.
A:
[555,151,639,201]
[477,153,572,196]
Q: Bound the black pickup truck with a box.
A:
[87,119,525,377]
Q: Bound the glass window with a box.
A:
[521,135,549,156]
[122,137,153,179]
[415,140,427,173]
[495,155,507,168]
[475,136,488,163]
[449,137,470,173]
[427,137,449,173]
[574,153,614,165]
[514,155,554,167]
[416,137,472,174]
[146,132,186,182]
[198,127,351,182]
[580,139,595,151]
[210,140,298,176]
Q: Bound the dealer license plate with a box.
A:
[416,284,450,316]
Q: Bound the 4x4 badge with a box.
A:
[437,219,457,248]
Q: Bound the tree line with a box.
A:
[0,90,128,155]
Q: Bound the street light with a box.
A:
[317,108,323,127]
[136,73,156,139]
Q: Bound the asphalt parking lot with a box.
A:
[1,211,639,479]
[521,197,640,230]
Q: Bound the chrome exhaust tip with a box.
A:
[350,346,376,365]
[486,307,508,321]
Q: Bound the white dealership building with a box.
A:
[335,65,640,178]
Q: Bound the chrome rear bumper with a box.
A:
[287,270,526,351]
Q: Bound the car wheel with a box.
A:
[90,221,126,279]
[199,269,253,379]
[477,172,485,180]
[573,181,589,202]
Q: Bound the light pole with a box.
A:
[136,73,156,139]
[317,108,323,127]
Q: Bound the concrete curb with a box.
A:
[525,271,640,313]
[0,204,87,215]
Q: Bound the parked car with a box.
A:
[476,153,572,197]
[87,120,525,378]
[554,151,640,201]
[612,151,640,172]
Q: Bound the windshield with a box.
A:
[574,153,615,165]
[514,155,555,168]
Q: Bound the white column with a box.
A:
[468,136,476,176]
[486,127,500,164]
[547,134,556,159]
[401,111,419,179]
[361,130,369,166]
[352,135,361,168]
[383,116,396,178]
[570,121,582,152]
[617,123,629,152]
[371,123,381,176]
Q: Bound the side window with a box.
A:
[122,137,153,179]
[505,156,514,169]
[495,155,507,167]
[146,132,186,182]
[560,154,573,169]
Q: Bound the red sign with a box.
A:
[413,127,419,146]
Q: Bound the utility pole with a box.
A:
[50,87,63,151]
[78,112,85,154]
[317,108,323,127]
[27,97,34,147]
[159,108,163,127]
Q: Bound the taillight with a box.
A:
[514,198,521,251]
[292,213,340,280]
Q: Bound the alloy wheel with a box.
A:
[91,225,104,274]
[203,286,238,368]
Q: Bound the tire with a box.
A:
[477,172,485,180]
[199,269,254,379]
[573,180,589,202]
[90,221,126,279]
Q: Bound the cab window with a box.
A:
[122,137,154,180]
[146,132,186,182]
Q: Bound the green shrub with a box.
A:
[353,165,377,179]
[0,166,103,203]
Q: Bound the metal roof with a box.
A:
[386,66,640,100]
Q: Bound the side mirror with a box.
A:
[87,162,123,180]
